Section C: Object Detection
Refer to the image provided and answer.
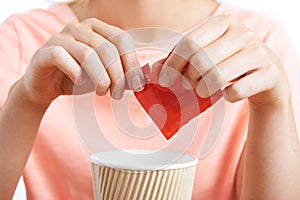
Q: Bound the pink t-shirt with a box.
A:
[0,3,299,200]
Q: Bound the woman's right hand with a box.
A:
[19,18,145,105]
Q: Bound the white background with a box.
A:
[1,1,299,199]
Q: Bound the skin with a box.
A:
[0,0,299,199]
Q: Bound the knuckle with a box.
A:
[116,31,133,44]
[241,29,256,43]
[183,37,199,52]
[250,40,264,51]
[124,59,140,72]
[78,48,95,64]
[103,41,119,54]
[48,46,65,64]
[175,37,199,59]
[189,53,207,75]
[47,34,64,45]
[186,68,200,81]
[111,31,135,55]
[224,15,238,26]
[212,15,235,27]
[83,18,99,26]
[85,33,99,46]
[122,52,139,70]
[106,25,124,36]
[97,41,119,64]
[62,22,78,33]
[208,15,231,28]
[210,15,225,23]
[257,49,269,64]
[248,41,268,60]
[213,68,226,87]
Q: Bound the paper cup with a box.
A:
[90,150,198,200]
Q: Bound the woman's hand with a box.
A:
[157,15,300,199]
[21,18,145,105]
[158,15,290,107]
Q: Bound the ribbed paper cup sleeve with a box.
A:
[90,150,198,200]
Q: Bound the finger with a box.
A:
[81,50,111,96]
[187,15,233,47]
[84,19,145,92]
[183,48,213,87]
[47,34,110,96]
[223,69,273,103]
[185,24,254,79]
[96,41,125,99]
[152,58,167,72]
[182,66,200,90]
[62,22,125,99]
[121,50,145,92]
[158,15,232,87]
[158,36,197,87]
[201,25,255,65]
[33,46,81,84]
[195,43,268,98]
[184,27,256,92]
[184,30,242,85]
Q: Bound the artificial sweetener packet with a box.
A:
[135,63,222,139]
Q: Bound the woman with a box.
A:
[0,0,300,199]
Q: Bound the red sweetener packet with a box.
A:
[134,64,222,140]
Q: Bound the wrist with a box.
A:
[248,93,296,136]
[5,78,50,113]
[249,94,292,114]
[249,76,292,112]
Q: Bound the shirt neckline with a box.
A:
[49,2,225,34]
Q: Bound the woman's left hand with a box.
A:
[157,15,300,200]
[158,15,290,107]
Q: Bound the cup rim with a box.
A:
[90,149,198,170]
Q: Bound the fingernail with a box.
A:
[196,81,209,98]
[182,77,193,90]
[131,75,144,92]
[97,88,109,96]
[113,90,123,100]
[158,73,170,87]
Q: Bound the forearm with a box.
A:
[0,79,49,199]
[239,98,300,199]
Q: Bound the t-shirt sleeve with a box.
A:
[0,16,22,106]
[264,22,300,134]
